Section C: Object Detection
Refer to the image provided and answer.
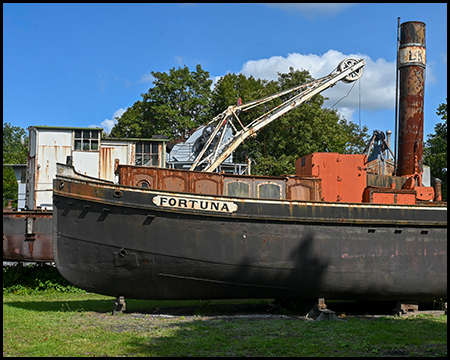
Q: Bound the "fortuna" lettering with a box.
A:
[152,195,238,213]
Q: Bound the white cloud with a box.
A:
[239,50,397,122]
[263,3,358,19]
[424,61,437,84]
[210,75,222,90]
[336,107,356,122]
[138,73,154,84]
[174,55,185,65]
[90,108,127,134]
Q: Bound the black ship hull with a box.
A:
[52,165,447,301]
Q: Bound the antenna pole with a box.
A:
[394,17,400,174]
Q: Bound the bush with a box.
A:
[3,263,85,294]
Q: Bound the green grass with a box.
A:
[3,292,447,357]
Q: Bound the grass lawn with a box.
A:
[3,292,447,357]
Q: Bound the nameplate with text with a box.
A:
[152,195,238,213]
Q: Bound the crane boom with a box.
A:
[190,58,365,172]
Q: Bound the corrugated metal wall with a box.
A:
[34,130,72,209]
[25,127,166,210]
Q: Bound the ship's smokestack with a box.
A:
[396,21,426,178]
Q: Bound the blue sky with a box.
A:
[3,3,447,144]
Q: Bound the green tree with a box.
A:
[3,123,28,207]
[110,64,213,140]
[111,63,369,176]
[209,72,276,117]
[424,99,447,201]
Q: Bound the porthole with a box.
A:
[138,180,150,189]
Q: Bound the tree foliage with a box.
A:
[110,64,212,140]
[424,99,447,201]
[3,123,28,207]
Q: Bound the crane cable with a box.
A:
[330,79,358,109]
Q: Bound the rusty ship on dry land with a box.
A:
[52,21,446,304]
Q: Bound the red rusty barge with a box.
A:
[3,208,53,262]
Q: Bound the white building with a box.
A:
[25,126,168,210]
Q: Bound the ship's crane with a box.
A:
[190,58,365,172]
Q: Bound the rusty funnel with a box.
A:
[396,21,426,179]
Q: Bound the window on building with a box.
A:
[135,142,159,166]
[74,130,99,151]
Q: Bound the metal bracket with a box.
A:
[394,301,418,316]
[113,296,126,315]
[306,298,342,321]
